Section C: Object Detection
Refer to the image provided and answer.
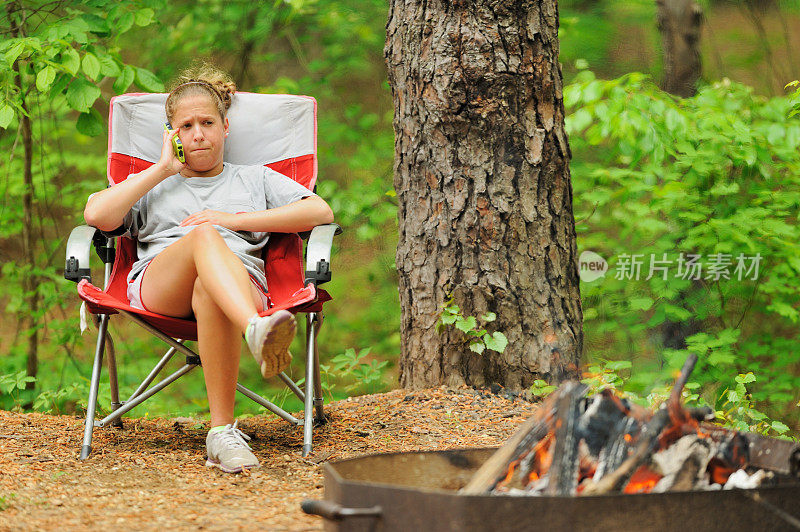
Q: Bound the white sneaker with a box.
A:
[245,310,296,378]
[205,421,259,473]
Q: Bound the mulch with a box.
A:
[0,386,535,531]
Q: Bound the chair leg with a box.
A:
[105,331,123,428]
[312,312,325,422]
[80,313,109,460]
[302,312,320,457]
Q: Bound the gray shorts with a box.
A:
[127,262,269,313]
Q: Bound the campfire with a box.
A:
[462,355,796,497]
[303,361,800,530]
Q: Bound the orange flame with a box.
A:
[623,466,663,494]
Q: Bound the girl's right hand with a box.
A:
[158,128,187,176]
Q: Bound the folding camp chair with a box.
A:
[64,92,340,459]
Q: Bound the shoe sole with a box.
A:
[205,458,258,474]
[257,310,296,379]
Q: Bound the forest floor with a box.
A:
[0,386,534,531]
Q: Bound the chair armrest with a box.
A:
[304,223,342,286]
[65,225,116,283]
[65,225,99,283]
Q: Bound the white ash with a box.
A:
[723,469,768,490]
[651,435,713,493]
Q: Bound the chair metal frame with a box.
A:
[66,222,339,460]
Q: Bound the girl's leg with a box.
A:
[192,276,263,427]
[137,223,265,426]
[139,222,260,330]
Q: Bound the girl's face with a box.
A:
[171,93,229,177]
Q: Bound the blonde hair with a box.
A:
[165,62,236,122]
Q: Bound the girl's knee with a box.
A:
[189,222,223,243]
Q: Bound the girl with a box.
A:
[83,64,334,473]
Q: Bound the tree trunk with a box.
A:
[656,0,703,98]
[385,0,583,390]
[656,0,703,351]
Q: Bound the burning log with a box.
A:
[581,353,699,496]
[542,381,585,495]
[461,382,586,494]
[463,353,792,499]
[581,404,672,495]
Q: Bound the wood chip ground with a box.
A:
[0,387,532,531]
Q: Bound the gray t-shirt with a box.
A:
[116,162,315,292]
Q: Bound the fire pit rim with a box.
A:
[322,446,495,496]
[321,446,798,499]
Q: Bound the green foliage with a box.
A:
[0,370,36,408]
[716,372,792,437]
[568,71,800,426]
[437,298,509,354]
[787,80,800,118]
[33,382,84,414]
[559,0,800,96]
[0,1,171,416]
[326,347,388,394]
[1,1,164,136]
[529,379,557,399]
[580,359,632,396]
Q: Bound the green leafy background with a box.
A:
[1,0,798,436]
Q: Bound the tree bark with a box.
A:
[385,0,583,390]
[656,0,703,98]
[656,0,703,351]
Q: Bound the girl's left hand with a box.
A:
[180,210,239,229]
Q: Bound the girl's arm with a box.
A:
[180,195,334,232]
[84,129,185,232]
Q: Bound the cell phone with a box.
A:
[164,122,185,163]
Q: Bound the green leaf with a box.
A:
[82,53,101,81]
[134,67,164,92]
[36,66,56,92]
[82,13,110,35]
[771,421,790,434]
[481,312,497,322]
[455,316,477,333]
[76,109,104,137]
[116,11,135,34]
[96,53,121,77]
[61,48,81,75]
[484,331,509,353]
[0,104,15,129]
[468,340,485,354]
[629,297,654,311]
[64,17,89,44]
[65,78,101,112]
[727,390,740,404]
[735,372,756,385]
[4,41,25,64]
[606,360,633,371]
[113,65,134,94]
[49,73,69,97]
[440,313,457,325]
[135,8,155,27]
